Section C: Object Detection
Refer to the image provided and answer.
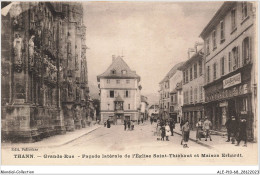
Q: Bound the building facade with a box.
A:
[140,95,149,121]
[169,68,183,122]
[148,104,159,119]
[179,49,205,130]
[170,81,183,123]
[200,2,257,141]
[1,2,90,142]
[159,62,183,120]
[97,56,142,124]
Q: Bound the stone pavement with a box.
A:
[173,124,256,149]
[2,124,101,149]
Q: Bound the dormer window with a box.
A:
[111,69,116,74]
[122,70,127,74]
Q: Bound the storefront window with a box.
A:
[242,37,251,65]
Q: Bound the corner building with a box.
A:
[200,2,257,141]
[97,56,142,124]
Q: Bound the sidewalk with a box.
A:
[2,124,101,149]
[173,124,255,149]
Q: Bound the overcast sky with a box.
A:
[83,1,223,96]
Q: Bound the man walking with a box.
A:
[203,116,212,141]
[230,116,238,144]
[124,119,127,131]
[225,117,231,142]
[169,118,175,136]
[196,118,203,141]
[236,117,247,147]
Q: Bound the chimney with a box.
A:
[112,55,116,62]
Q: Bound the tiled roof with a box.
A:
[97,56,140,82]
[159,62,184,84]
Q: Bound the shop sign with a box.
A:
[223,73,241,89]
[219,101,228,107]
[241,111,248,115]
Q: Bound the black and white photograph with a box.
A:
[0,1,259,173]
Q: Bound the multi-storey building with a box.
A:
[1,2,90,142]
[148,104,159,119]
[170,81,183,123]
[169,67,183,122]
[179,49,205,129]
[140,95,149,121]
[97,56,142,124]
[159,62,183,120]
[200,2,257,141]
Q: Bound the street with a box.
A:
[2,121,257,165]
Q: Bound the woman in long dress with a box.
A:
[165,123,171,141]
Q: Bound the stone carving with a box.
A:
[29,35,35,68]
[13,33,23,73]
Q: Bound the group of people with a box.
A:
[225,116,247,147]
[155,119,176,141]
[124,119,135,131]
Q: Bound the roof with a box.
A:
[170,89,177,94]
[149,104,159,109]
[114,94,124,102]
[199,2,236,39]
[159,62,184,84]
[97,56,140,82]
[178,50,204,71]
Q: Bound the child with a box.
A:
[181,120,190,148]
[160,125,166,141]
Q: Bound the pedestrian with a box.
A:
[107,119,110,128]
[196,118,204,141]
[236,117,247,147]
[150,116,153,125]
[124,119,127,131]
[225,117,231,142]
[160,125,166,141]
[127,120,131,131]
[131,120,135,130]
[141,118,144,124]
[203,116,212,141]
[230,116,238,144]
[156,124,161,140]
[181,120,190,148]
[180,118,185,131]
[104,121,107,127]
[165,123,171,141]
[169,119,175,136]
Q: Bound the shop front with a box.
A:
[204,65,254,140]
[182,104,204,130]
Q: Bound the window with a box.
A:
[190,87,193,104]
[242,2,248,20]
[232,46,239,70]
[212,30,217,49]
[221,57,225,76]
[171,95,173,103]
[67,42,71,54]
[116,80,120,84]
[228,52,232,72]
[194,63,197,79]
[109,91,114,98]
[128,104,130,110]
[242,37,251,65]
[220,20,225,42]
[213,62,217,80]
[170,106,174,112]
[194,87,198,103]
[231,8,237,31]
[125,90,130,98]
[190,67,193,81]
[167,102,169,109]
[107,79,110,84]
[206,38,210,55]
[183,71,186,84]
[199,60,203,76]
[111,70,116,74]
[200,86,203,101]
[185,70,188,83]
[126,79,130,84]
[122,70,127,74]
[207,66,210,83]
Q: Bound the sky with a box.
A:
[83,1,223,98]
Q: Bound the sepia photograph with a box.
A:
[0,0,259,173]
